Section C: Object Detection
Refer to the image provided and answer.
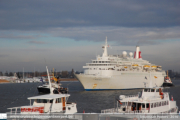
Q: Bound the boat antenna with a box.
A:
[46,66,53,94]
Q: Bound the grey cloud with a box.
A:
[0,0,180,30]
[0,54,9,57]
[28,41,46,44]
[45,26,180,46]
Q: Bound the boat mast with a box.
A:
[23,67,24,81]
[46,66,53,94]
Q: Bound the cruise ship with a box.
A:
[75,37,166,91]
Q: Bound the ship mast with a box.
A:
[102,36,108,57]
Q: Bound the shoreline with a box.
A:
[0,79,10,83]
[0,78,78,83]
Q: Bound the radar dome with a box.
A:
[122,51,127,57]
[129,52,133,57]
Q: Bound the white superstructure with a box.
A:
[75,37,166,90]
[101,87,178,114]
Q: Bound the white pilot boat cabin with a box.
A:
[101,87,178,114]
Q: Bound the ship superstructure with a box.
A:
[75,37,166,90]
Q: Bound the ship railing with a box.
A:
[101,108,146,114]
[121,94,139,100]
[101,108,118,113]
[7,105,44,114]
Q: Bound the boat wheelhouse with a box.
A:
[101,87,178,114]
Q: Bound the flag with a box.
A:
[116,99,122,105]
[83,110,85,113]
[40,77,43,83]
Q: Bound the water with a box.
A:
[0,80,180,113]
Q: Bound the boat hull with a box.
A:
[37,87,50,93]
[162,82,174,87]
[75,71,165,91]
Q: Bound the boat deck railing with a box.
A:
[101,106,146,114]
[120,94,139,101]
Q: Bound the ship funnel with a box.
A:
[102,36,108,57]
[134,46,142,59]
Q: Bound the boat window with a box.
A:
[154,103,156,108]
[156,102,159,107]
[144,89,150,92]
[164,101,166,105]
[99,61,101,63]
[36,99,48,103]
[162,101,164,106]
[56,98,61,103]
[50,100,53,103]
[159,102,161,106]
[142,104,145,108]
[167,101,169,105]
[102,61,104,63]
[146,103,149,109]
[156,89,159,92]
[151,103,153,108]
[151,89,155,92]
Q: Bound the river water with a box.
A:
[0,80,180,113]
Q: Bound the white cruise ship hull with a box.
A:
[75,71,165,91]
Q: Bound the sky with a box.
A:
[0,0,180,72]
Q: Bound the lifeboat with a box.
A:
[132,64,138,68]
[143,65,150,69]
[156,66,162,71]
[151,65,157,70]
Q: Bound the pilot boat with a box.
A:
[8,66,77,114]
[101,87,178,114]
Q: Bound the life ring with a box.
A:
[133,117,138,120]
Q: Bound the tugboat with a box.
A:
[101,87,178,114]
[8,66,77,114]
[37,73,68,94]
[162,71,174,87]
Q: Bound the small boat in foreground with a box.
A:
[101,87,178,114]
[8,66,77,114]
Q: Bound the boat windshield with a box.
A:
[35,99,53,103]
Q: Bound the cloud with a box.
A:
[28,41,46,44]
[0,0,180,30]
[46,26,180,46]
[0,54,9,58]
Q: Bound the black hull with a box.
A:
[37,87,50,94]
[37,87,68,94]
[162,83,174,87]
